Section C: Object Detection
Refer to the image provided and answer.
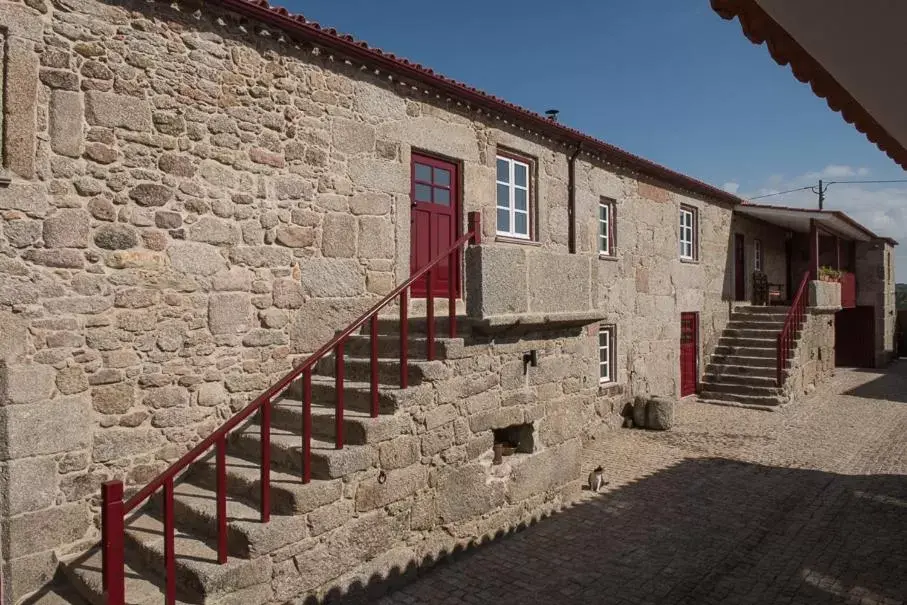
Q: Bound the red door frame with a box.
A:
[409,152,461,298]
[680,312,699,397]
[734,233,746,301]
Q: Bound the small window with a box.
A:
[599,325,614,383]
[599,198,615,256]
[754,239,762,272]
[679,205,698,260]
[496,154,531,239]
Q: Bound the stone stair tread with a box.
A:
[123,513,271,598]
[235,424,375,478]
[161,482,308,558]
[190,453,342,515]
[276,397,386,420]
[63,549,193,605]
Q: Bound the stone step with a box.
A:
[726,320,786,330]
[148,481,308,559]
[63,548,195,605]
[699,380,781,396]
[188,453,342,516]
[230,424,376,480]
[722,328,787,339]
[371,315,472,336]
[704,362,777,377]
[701,372,778,388]
[271,397,403,445]
[343,333,459,360]
[712,345,776,358]
[708,355,777,369]
[122,513,272,602]
[286,376,409,416]
[313,355,448,386]
[718,335,782,348]
[733,306,790,315]
[699,391,786,407]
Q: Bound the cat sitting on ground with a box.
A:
[587,466,608,492]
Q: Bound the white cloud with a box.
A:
[721,181,740,194]
[796,164,871,182]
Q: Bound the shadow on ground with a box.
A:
[843,360,907,403]
[315,458,907,605]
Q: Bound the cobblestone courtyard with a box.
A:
[375,364,907,605]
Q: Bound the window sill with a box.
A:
[598,382,623,396]
[598,253,618,262]
[495,235,542,247]
[0,172,10,187]
[680,257,700,265]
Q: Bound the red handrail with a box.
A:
[777,271,810,386]
[99,212,482,605]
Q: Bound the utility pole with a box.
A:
[818,179,824,210]
[810,179,830,210]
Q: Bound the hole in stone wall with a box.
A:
[493,423,534,456]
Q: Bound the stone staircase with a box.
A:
[699,306,793,408]
[62,317,459,605]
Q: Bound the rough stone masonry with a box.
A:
[0,0,831,601]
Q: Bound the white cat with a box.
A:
[587,466,608,492]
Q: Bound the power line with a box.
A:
[825,179,907,185]
[749,186,814,200]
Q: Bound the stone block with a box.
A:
[350,192,391,216]
[228,247,292,268]
[527,251,592,313]
[85,91,152,131]
[168,242,227,276]
[538,403,586,446]
[272,279,303,309]
[0,394,91,459]
[129,183,173,207]
[3,502,91,559]
[94,224,138,250]
[358,217,394,259]
[378,436,420,470]
[355,465,427,512]
[0,313,28,362]
[92,428,166,463]
[300,259,365,297]
[189,216,240,246]
[3,549,59,605]
[507,439,582,504]
[196,382,226,407]
[467,406,524,433]
[465,245,527,317]
[0,456,58,516]
[49,90,83,157]
[5,38,39,179]
[290,298,363,353]
[23,249,84,268]
[0,183,50,216]
[322,214,357,258]
[307,499,354,537]
[56,366,89,395]
[92,384,134,414]
[632,396,648,428]
[208,292,252,335]
[43,209,90,248]
[436,464,506,523]
[143,385,189,409]
[332,117,376,154]
[645,396,675,430]
[0,363,56,405]
[424,404,457,430]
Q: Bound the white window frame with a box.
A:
[679,206,697,260]
[599,325,613,384]
[599,199,614,256]
[496,154,531,239]
[754,239,762,272]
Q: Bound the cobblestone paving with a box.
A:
[377,365,907,605]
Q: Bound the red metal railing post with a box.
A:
[370,315,379,418]
[335,341,345,449]
[400,288,409,389]
[448,249,456,338]
[468,211,481,245]
[164,478,176,605]
[302,369,312,484]
[216,436,227,564]
[260,400,271,523]
[427,267,435,361]
[101,481,125,605]
[776,333,782,386]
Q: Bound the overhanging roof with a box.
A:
[204,0,746,207]
[737,203,897,245]
[712,0,907,171]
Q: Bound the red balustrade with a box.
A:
[777,271,810,387]
[99,212,482,605]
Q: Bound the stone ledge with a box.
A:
[471,310,605,332]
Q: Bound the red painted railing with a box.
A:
[840,271,856,309]
[776,271,810,387]
[99,212,482,605]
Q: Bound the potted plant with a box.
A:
[818,266,843,282]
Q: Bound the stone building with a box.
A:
[0,0,896,603]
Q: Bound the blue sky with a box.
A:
[290,1,907,279]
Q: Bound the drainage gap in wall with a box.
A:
[492,423,534,464]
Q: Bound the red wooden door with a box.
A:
[410,153,459,298]
[734,233,746,301]
[680,312,699,396]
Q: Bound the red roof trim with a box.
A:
[711,0,907,172]
[209,0,746,207]
[741,202,898,245]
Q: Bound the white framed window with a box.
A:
[599,198,615,256]
[599,325,614,383]
[496,154,531,239]
[679,205,698,260]
[754,239,762,272]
